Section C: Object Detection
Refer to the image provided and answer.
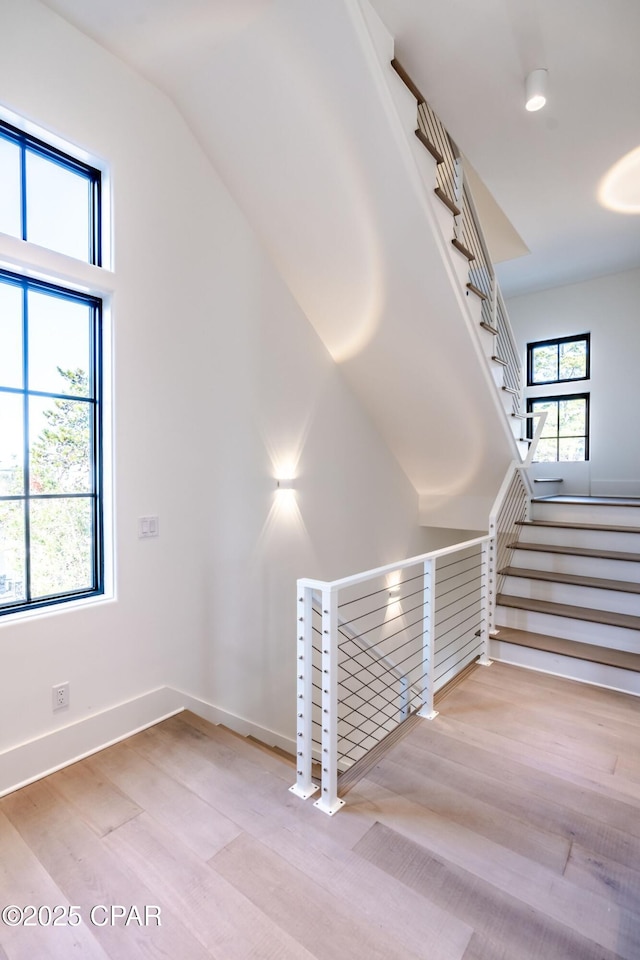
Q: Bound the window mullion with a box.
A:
[21,282,32,602]
[19,140,27,243]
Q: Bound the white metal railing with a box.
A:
[291,535,491,815]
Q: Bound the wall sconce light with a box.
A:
[388,585,401,601]
[525,69,548,112]
[276,478,295,490]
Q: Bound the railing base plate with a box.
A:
[313,797,345,816]
[417,707,439,720]
[479,656,493,666]
[289,783,320,801]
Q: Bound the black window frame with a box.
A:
[0,272,103,617]
[526,333,590,387]
[0,118,102,266]
[527,392,590,463]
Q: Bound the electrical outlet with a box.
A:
[52,682,69,711]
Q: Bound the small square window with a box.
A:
[527,334,590,386]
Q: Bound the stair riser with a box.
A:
[509,548,640,584]
[390,77,423,140]
[498,388,514,414]
[431,189,457,243]
[450,243,475,290]
[490,639,640,698]
[496,605,640,652]
[517,525,640,552]
[531,503,640,526]
[502,577,640,617]
[531,481,564,497]
[474,321,497,360]
[489,360,505,389]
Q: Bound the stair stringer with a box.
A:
[349,0,522,528]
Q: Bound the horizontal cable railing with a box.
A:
[292,535,491,815]
[434,544,485,688]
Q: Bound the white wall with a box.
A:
[0,0,435,789]
[507,267,640,497]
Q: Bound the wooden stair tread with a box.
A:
[451,237,475,261]
[494,625,640,673]
[517,518,640,535]
[496,594,640,631]
[532,495,640,506]
[390,58,425,104]
[498,565,640,594]
[466,281,487,300]
[479,321,498,335]
[508,540,640,563]
[415,128,444,164]
[434,187,460,216]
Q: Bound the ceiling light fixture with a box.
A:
[525,69,548,112]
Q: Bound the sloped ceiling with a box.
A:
[41,0,640,297]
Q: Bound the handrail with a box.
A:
[299,534,489,594]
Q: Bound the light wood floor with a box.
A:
[1,662,640,959]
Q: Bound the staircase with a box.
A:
[492,495,640,696]
[388,54,526,472]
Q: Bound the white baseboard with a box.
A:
[0,686,295,798]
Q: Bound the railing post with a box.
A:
[314,585,344,816]
[289,582,319,801]
[480,540,494,666]
[453,153,464,243]
[399,676,409,720]
[418,558,438,719]
[491,271,498,331]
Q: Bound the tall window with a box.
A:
[0,120,103,615]
[527,394,589,462]
[527,333,590,386]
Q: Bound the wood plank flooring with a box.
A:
[1,662,639,959]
